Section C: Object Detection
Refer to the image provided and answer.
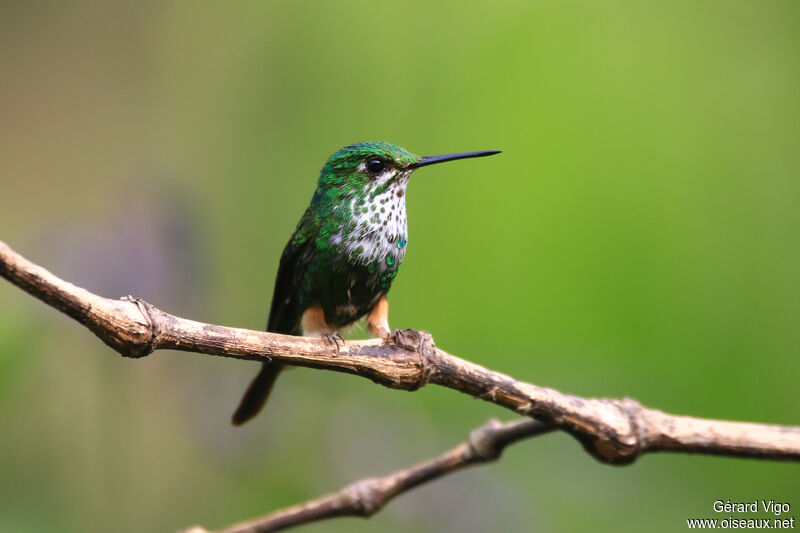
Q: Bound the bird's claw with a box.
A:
[384,328,424,352]
[323,332,345,353]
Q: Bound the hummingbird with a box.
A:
[232,141,501,425]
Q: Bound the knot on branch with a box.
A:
[468,418,505,460]
[417,331,438,388]
[344,477,388,516]
[577,397,647,465]
[107,296,160,358]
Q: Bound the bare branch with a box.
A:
[2,240,799,466]
[182,418,553,533]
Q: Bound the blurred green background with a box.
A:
[1,1,798,532]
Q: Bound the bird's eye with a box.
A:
[365,159,385,175]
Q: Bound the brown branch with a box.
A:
[182,418,553,533]
[2,240,799,466]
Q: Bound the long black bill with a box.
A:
[409,149,502,169]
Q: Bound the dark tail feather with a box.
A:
[231,363,284,426]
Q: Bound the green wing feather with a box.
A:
[266,208,318,334]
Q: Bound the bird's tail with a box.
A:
[231,362,284,426]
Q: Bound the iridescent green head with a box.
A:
[316,141,501,195]
[318,142,420,192]
[304,141,500,280]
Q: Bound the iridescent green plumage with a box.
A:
[232,141,500,425]
[270,142,419,333]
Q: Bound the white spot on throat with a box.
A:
[336,171,410,267]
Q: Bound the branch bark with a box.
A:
[183,418,552,533]
[2,239,799,467]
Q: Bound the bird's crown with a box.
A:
[318,141,420,190]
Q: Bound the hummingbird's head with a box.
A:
[317,141,501,196]
[319,141,420,193]
[311,141,501,268]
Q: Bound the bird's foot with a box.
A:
[384,328,425,352]
[323,331,345,353]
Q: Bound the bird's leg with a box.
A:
[366,296,424,352]
[366,295,391,340]
[302,306,344,353]
[323,331,345,353]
